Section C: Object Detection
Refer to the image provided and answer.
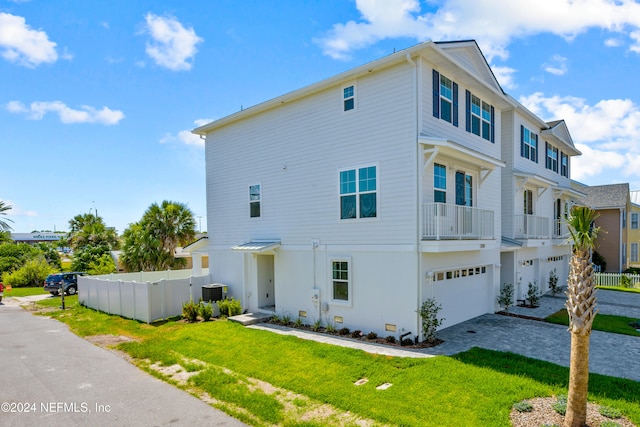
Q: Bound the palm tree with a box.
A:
[121,201,196,272]
[0,200,14,231]
[563,206,600,427]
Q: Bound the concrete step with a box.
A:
[228,312,273,326]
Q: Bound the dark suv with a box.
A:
[43,272,86,296]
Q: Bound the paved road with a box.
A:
[0,297,246,427]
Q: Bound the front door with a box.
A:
[256,254,275,311]
[455,171,473,235]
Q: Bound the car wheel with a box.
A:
[67,286,77,295]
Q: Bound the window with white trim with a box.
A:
[561,152,569,177]
[465,90,494,142]
[331,259,350,302]
[249,184,261,218]
[524,189,533,215]
[546,142,558,172]
[632,212,638,229]
[343,84,355,111]
[432,70,458,126]
[434,163,446,203]
[631,243,638,263]
[339,166,377,219]
[520,125,538,162]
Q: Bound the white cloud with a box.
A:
[543,54,568,76]
[6,100,125,125]
[142,13,203,71]
[315,0,640,61]
[0,12,58,67]
[160,118,213,148]
[519,92,640,182]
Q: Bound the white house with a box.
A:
[499,106,583,300]
[193,40,579,339]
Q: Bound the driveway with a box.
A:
[0,297,246,427]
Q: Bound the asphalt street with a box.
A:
[0,297,246,427]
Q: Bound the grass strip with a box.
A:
[546,310,640,337]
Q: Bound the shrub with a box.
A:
[497,283,514,311]
[620,275,632,288]
[338,327,350,336]
[401,338,414,346]
[417,298,444,343]
[281,312,292,325]
[198,301,213,321]
[366,331,378,340]
[293,317,303,328]
[182,299,199,322]
[1,256,55,287]
[325,322,336,334]
[600,422,622,427]
[385,335,396,344]
[548,268,561,294]
[351,330,362,339]
[552,395,567,415]
[312,319,322,332]
[527,281,540,306]
[593,250,607,272]
[599,406,622,419]
[513,400,533,412]
[217,297,242,317]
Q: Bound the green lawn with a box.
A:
[3,286,49,297]
[34,300,640,426]
[597,285,640,293]
[546,310,640,337]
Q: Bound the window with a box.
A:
[623,209,627,228]
[520,125,538,162]
[332,259,350,301]
[632,213,639,229]
[343,85,355,111]
[546,142,558,172]
[524,190,533,215]
[465,90,494,142]
[632,243,639,263]
[561,152,569,177]
[249,184,261,218]
[339,166,377,219]
[432,70,458,126]
[434,163,446,203]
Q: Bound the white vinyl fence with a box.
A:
[594,272,640,287]
[78,270,212,323]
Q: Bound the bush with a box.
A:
[198,301,213,321]
[527,281,540,306]
[417,298,444,343]
[497,283,514,311]
[338,327,350,336]
[548,268,561,295]
[401,338,414,346]
[217,297,242,317]
[385,335,396,344]
[599,405,622,419]
[350,330,362,339]
[593,250,607,272]
[619,275,632,288]
[366,331,378,340]
[1,256,55,287]
[552,395,567,415]
[182,299,198,322]
[312,319,322,332]
[513,400,533,412]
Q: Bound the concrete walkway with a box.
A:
[252,289,640,382]
[0,296,247,427]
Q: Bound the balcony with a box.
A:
[422,203,494,240]
[552,218,569,239]
[514,214,550,239]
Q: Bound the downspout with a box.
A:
[406,53,422,340]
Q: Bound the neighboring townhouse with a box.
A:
[193,40,576,338]
[499,112,582,300]
[628,201,640,269]
[579,183,631,272]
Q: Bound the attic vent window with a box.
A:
[343,85,355,111]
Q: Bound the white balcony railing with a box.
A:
[514,214,550,239]
[422,203,494,240]
[552,218,569,239]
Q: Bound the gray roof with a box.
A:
[581,183,630,209]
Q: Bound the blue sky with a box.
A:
[3,0,640,234]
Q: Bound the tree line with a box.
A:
[0,200,197,287]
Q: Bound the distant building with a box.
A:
[10,232,66,244]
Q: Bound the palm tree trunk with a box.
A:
[563,332,590,427]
